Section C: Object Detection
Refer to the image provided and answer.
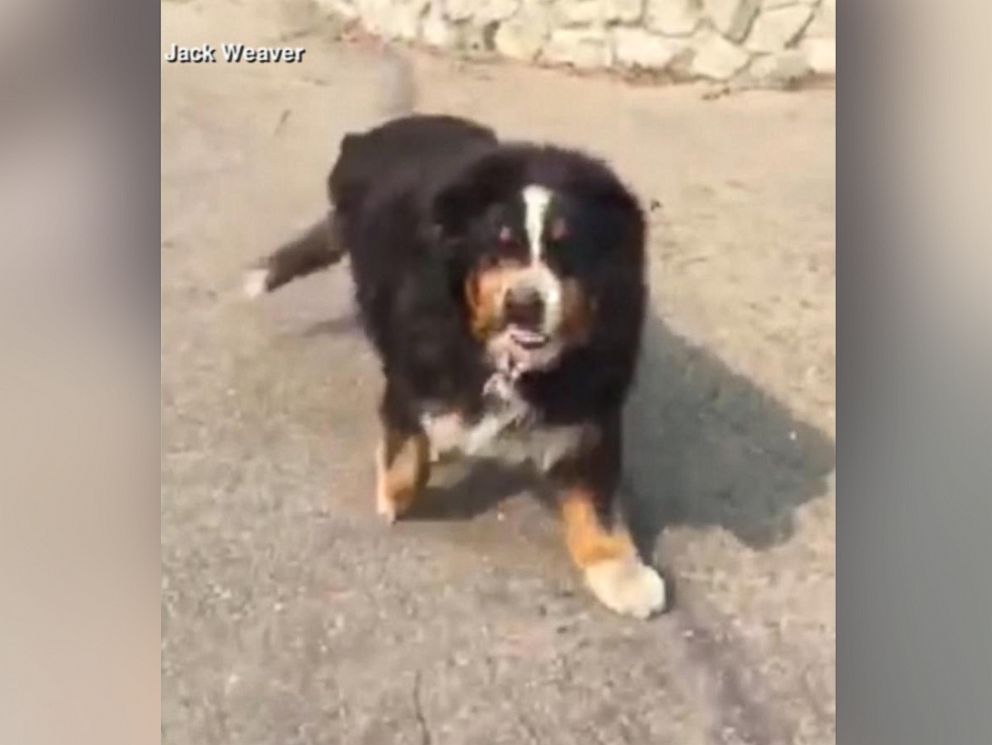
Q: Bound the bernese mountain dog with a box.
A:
[246,114,666,619]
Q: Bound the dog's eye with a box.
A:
[496,226,524,256]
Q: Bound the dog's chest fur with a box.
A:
[419,372,583,471]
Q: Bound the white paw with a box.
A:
[376,492,397,524]
[243,267,269,299]
[584,557,667,619]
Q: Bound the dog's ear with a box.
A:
[430,177,492,240]
[430,151,520,239]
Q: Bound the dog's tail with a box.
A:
[243,215,345,298]
[376,45,417,122]
[244,48,416,298]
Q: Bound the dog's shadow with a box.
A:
[409,459,538,521]
[622,312,835,555]
[306,309,835,554]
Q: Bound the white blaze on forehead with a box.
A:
[517,184,562,333]
[522,184,553,263]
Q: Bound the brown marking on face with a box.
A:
[376,429,430,520]
[560,487,636,569]
[559,278,595,346]
[550,217,568,242]
[464,262,528,339]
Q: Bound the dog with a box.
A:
[246,63,665,620]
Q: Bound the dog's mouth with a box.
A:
[507,325,551,350]
[489,325,562,375]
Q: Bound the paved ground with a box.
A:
[162,2,836,743]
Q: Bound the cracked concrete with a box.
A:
[162,1,835,743]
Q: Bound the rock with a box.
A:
[613,28,684,70]
[479,0,522,23]
[422,6,455,48]
[805,0,835,38]
[359,0,428,41]
[691,32,751,79]
[603,0,645,24]
[554,0,601,26]
[317,0,359,21]
[645,0,702,37]
[319,0,832,80]
[443,0,475,22]
[455,22,497,56]
[554,0,600,26]
[388,1,429,41]
[748,49,810,84]
[556,0,644,26]
[801,37,835,74]
[543,27,612,70]
[495,3,552,61]
[444,0,520,23]
[746,5,814,52]
[760,0,819,8]
[703,0,760,43]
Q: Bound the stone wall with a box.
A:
[317,0,835,86]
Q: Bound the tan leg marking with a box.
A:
[375,432,429,523]
[561,489,666,619]
[561,490,636,568]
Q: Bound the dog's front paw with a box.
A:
[374,444,397,524]
[375,490,397,524]
[584,557,667,619]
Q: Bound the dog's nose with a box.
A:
[504,286,544,329]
